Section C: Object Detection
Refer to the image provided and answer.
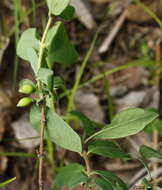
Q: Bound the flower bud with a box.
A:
[17,97,32,107]
[19,84,35,94]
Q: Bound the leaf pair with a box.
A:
[55,145,162,189]
[17,23,78,74]
[56,164,128,190]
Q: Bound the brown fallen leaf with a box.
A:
[107,56,145,90]
[127,0,162,23]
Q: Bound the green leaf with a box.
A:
[156,187,162,190]
[95,177,113,190]
[140,145,162,159]
[56,163,88,188]
[90,109,158,140]
[46,0,70,15]
[59,5,75,21]
[47,74,54,92]
[144,119,162,134]
[0,177,16,188]
[27,48,39,74]
[30,105,82,153]
[70,110,96,136]
[17,28,39,61]
[53,76,64,89]
[45,23,60,47]
[47,109,82,152]
[94,170,128,190]
[88,140,130,159]
[142,178,152,189]
[45,22,78,66]
[30,105,42,133]
[37,68,54,85]
[19,79,35,87]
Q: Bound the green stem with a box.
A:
[67,31,99,112]
[7,1,45,38]
[37,15,52,93]
[47,139,55,168]
[104,76,113,121]
[32,0,36,26]
[12,0,21,90]
[0,177,16,188]
[81,151,91,177]
[60,60,152,99]
[38,15,52,69]
[0,152,36,158]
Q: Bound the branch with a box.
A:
[38,104,46,190]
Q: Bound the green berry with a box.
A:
[17,97,33,107]
[19,84,35,94]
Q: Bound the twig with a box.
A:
[129,186,144,190]
[129,160,162,186]
[152,130,159,188]
[127,137,139,152]
[37,15,52,190]
[151,176,162,185]
[105,162,141,171]
[98,10,128,53]
[129,166,148,186]
[38,104,46,190]
[130,166,162,188]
